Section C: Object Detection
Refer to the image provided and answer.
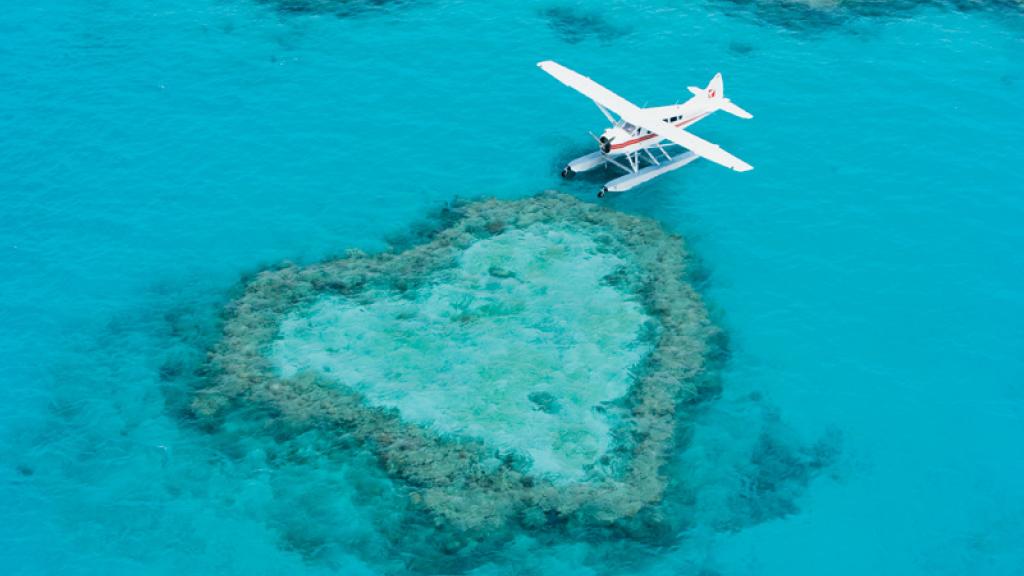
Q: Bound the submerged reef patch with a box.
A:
[193,193,722,548]
[716,0,1022,30]
[256,0,409,18]
[540,6,629,45]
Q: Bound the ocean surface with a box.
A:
[2,0,1023,574]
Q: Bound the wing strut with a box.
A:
[594,102,616,124]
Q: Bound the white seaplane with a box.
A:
[537,60,753,197]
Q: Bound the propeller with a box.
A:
[591,131,614,154]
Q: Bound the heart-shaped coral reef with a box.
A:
[193,192,721,545]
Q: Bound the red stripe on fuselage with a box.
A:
[609,111,711,150]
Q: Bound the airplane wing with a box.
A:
[647,119,753,172]
[537,60,649,125]
[643,104,687,119]
[537,60,753,172]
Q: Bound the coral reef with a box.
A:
[257,0,408,18]
[192,192,722,548]
[716,0,1022,30]
[540,6,628,45]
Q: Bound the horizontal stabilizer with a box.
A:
[718,98,753,119]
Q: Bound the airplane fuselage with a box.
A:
[598,96,713,156]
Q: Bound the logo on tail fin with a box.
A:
[708,88,717,98]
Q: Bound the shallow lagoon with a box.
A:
[271,222,652,480]
[1,0,1023,574]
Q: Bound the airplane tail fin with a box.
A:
[687,73,753,119]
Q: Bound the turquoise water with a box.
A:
[2,0,1023,574]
